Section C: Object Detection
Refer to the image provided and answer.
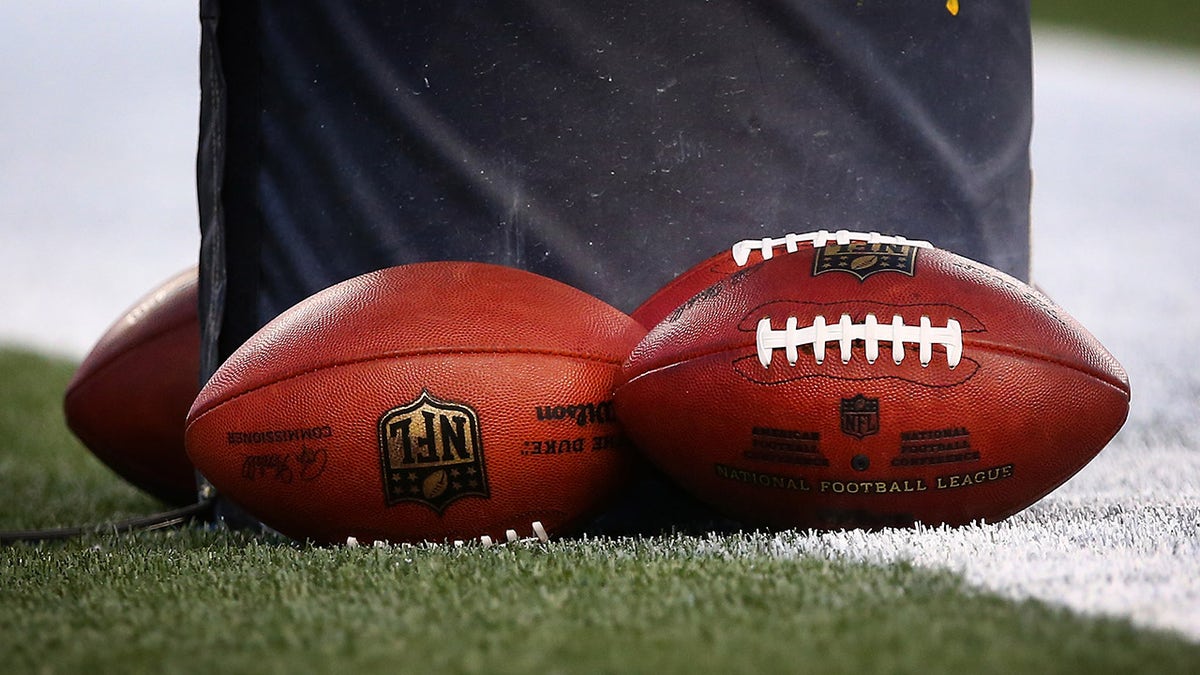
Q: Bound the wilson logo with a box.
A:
[535,401,616,427]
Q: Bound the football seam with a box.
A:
[64,314,196,402]
[188,346,625,425]
[623,336,1128,395]
[966,338,1130,396]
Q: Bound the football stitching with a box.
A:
[755,314,963,369]
[624,334,1124,395]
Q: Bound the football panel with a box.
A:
[615,346,1129,528]
[64,321,199,504]
[192,262,644,420]
[187,352,633,543]
[63,268,200,505]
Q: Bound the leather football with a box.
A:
[185,262,645,544]
[63,268,200,505]
[615,241,1130,528]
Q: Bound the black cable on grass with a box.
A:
[0,498,214,544]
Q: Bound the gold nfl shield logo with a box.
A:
[840,394,880,439]
[813,242,919,281]
[377,390,488,513]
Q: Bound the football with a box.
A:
[185,262,645,544]
[615,241,1130,528]
[631,230,932,328]
[63,267,200,506]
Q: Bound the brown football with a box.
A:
[615,241,1130,528]
[185,262,645,544]
[63,268,200,505]
[631,230,932,329]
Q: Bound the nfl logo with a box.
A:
[813,243,919,281]
[377,390,489,513]
[840,394,880,439]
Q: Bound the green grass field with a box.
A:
[3,348,1199,673]
[1032,0,1200,49]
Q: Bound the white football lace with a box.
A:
[756,314,962,368]
[472,521,550,548]
[343,521,550,548]
[730,230,933,267]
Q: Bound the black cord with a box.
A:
[0,498,215,545]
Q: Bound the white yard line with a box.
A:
[755,437,1200,640]
[0,8,1196,640]
[1024,32,1200,638]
